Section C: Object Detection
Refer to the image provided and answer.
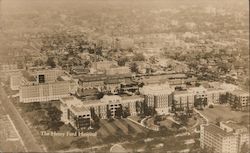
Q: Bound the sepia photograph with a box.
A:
[0,0,249,153]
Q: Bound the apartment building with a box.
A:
[173,90,195,111]
[227,89,249,111]
[139,83,174,115]
[201,121,249,153]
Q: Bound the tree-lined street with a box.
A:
[0,85,43,152]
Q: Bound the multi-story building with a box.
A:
[100,95,144,117]
[173,90,195,111]
[96,61,117,70]
[104,79,122,94]
[60,95,144,130]
[189,86,209,108]
[19,69,76,103]
[105,66,131,75]
[77,73,133,92]
[227,89,249,111]
[139,83,174,115]
[77,74,108,90]
[70,66,90,75]
[206,88,226,105]
[190,86,208,100]
[60,97,91,130]
[200,121,249,153]
[20,80,76,103]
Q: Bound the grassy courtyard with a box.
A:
[199,104,249,124]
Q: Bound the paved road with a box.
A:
[0,86,44,152]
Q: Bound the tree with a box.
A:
[231,96,239,110]
[143,103,150,116]
[209,104,214,108]
[172,100,177,112]
[46,57,56,68]
[96,92,104,99]
[194,98,207,110]
[21,102,42,112]
[122,107,130,118]
[148,106,156,116]
[219,94,228,104]
[46,106,63,131]
[107,108,113,120]
[95,47,102,56]
[136,101,143,115]
[117,57,129,66]
[195,82,201,87]
[240,142,249,153]
[186,105,193,117]
[115,105,123,119]
[130,62,139,73]
[133,53,145,61]
[84,60,91,68]
[34,59,44,66]
[215,117,222,126]
[179,113,188,126]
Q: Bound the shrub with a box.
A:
[209,105,214,108]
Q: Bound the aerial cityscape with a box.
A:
[0,0,249,153]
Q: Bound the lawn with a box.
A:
[159,117,178,128]
[98,119,148,138]
[199,105,249,123]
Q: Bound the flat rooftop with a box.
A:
[70,105,89,114]
[203,124,232,137]
[173,90,191,95]
[140,83,174,94]
[121,95,144,100]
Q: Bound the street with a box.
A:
[0,86,44,152]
